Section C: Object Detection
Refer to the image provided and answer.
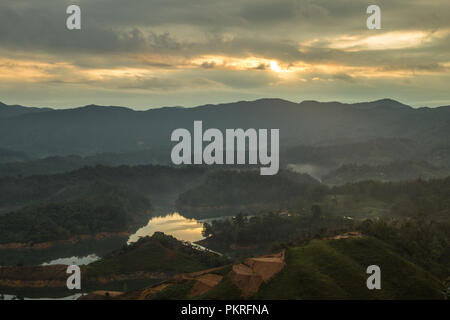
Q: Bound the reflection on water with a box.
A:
[128,212,205,244]
[2,293,82,300]
[41,254,100,266]
[0,237,126,267]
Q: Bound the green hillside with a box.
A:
[164,237,445,300]
[256,237,444,299]
[84,232,229,277]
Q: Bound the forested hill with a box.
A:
[176,170,319,218]
[0,164,206,211]
[177,172,450,221]
[0,99,449,156]
[84,232,228,277]
[0,165,207,244]
[0,183,151,244]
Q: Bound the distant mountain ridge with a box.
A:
[0,102,52,118]
[0,98,449,157]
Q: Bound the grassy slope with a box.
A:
[84,235,226,277]
[182,237,444,299]
[256,237,444,299]
[151,273,242,300]
[110,236,446,300]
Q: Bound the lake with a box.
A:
[41,254,100,266]
[0,212,228,299]
[127,212,206,244]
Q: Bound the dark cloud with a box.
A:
[380,63,449,72]
[239,1,298,24]
[201,62,216,69]
[0,0,448,63]
[331,73,355,82]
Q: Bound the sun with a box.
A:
[270,60,282,72]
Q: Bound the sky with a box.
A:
[0,0,449,109]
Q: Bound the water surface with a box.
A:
[128,212,205,244]
[41,254,100,266]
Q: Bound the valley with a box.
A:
[0,98,449,300]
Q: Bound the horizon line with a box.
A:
[1,97,448,112]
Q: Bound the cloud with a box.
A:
[308,30,450,51]
[0,0,449,108]
[331,73,355,83]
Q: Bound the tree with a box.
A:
[311,204,322,219]
[232,213,246,228]
[202,223,213,238]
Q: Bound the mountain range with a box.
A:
[1,98,449,158]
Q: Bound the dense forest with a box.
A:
[176,170,319,217]
[0,164,206,212]
[0,149,173,178]
[323,160,448,185]
[201,211,352,249]
[0,183,151,244]
[283,138,422,167]
[329,177,450,220]
[177,170,450,221]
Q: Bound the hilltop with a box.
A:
[82,236,446,300]
[84,232,229,278]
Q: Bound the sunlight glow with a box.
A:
[270,61,282,72]
[307,29,450,52]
